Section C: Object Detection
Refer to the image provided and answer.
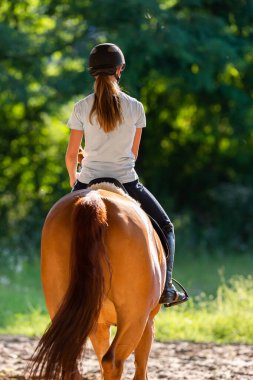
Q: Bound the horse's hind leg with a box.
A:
[101,314,148,380]
[89,323,110,375]
[133,317,155,380]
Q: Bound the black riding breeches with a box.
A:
[72,179,174,234]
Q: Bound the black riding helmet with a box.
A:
[88,43,125,77]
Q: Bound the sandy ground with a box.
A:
[0,335,252,379]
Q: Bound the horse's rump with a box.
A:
[28,187,166,379]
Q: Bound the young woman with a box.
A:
[65,43,188,307]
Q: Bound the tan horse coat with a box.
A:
[29,186,166,380]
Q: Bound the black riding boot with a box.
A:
[159,227,189,307]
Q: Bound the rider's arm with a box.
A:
[132,128,142,160]
[65,129,84,187]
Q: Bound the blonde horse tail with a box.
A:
[28,192,108,379]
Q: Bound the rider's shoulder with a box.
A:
[119,91,143,109]
[74,93,94,110]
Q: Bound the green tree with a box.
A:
[0,0,253,256]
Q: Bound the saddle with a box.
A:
[88,177,169,254]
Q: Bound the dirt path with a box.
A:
[0,335,252,379]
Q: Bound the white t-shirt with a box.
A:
[67,91,146,184]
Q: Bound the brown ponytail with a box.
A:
[89,75,122,133]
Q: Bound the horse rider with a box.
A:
[65,43,188,307]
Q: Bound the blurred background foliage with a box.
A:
[1,0,253,259]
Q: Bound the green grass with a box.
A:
[173,250,253,296]
[0,258,49,335]
[0,253,253,343]
[156,275,253,344]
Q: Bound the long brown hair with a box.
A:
[89,75,122,133]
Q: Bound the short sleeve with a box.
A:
[135,101,146,129]
[67,103,83,130]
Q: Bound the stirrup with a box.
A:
[163,278,189,308]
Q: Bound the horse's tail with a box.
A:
[28,191,108,379]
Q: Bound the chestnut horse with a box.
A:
[28,184,166,379]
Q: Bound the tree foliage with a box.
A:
[0,0,253,255]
